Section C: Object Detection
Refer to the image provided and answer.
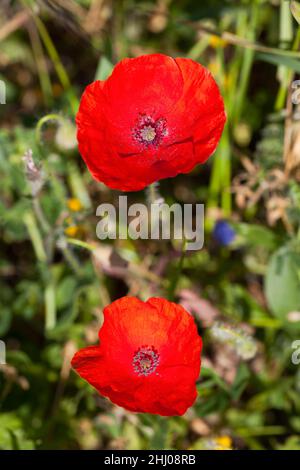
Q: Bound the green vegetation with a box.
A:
[1,0,300,450]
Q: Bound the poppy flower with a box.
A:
[71,296,202,416]
[76,54,226,191]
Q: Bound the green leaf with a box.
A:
[234,223,279,250]
[198,391,229,416]
[265,246,300,319]
[0,308,11,336]
[291,1,300,25]
[231,363,250,401]
[257,51,300,73]
[56,276,77,310]
[277,436,300,450]
[95,56,114,81]
[0,414,35,450]
[200,366,229,392]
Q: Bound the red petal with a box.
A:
[103,54,183,129]
[71,345,110,391]
[76,55,226,190]
[71,297,202,416]
[172,58,226,141]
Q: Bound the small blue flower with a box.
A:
[213,220,236,246]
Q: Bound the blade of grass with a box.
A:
[45,280,56,330]
[23,212,47,263]
[27,22,53,107]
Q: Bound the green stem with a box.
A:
[35,113,64,144]
[147,182,161,206]
[23,212,47,263]
[32,16,79,114]
[232,0,260,125]
[33,197,51,234]
[27,22,53,107]
[275,27,300,110]
[58,238,83,277]
[220,127,231,216]
[66,238,96,252]
[167,240,187,300]
[34,16,70,90]
[45,281,56,330]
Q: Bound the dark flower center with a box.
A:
[132,345,160,376]
[132,115,167,147]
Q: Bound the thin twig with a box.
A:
[0,9,30,41]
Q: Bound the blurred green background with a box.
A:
[1,0,300,450]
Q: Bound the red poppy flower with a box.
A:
[76,54,226,191]
[71,296,202,416]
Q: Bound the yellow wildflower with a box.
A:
[209,35,227,48]
[67,198,83,212]
[64,225,80,237]
[215,435,233,450]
